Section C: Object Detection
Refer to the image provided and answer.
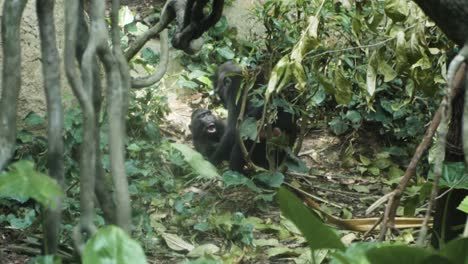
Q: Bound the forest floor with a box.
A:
[1,1,406,264]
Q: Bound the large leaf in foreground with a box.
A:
[83,226,147,264]
[0,161,63,208]
[366,245,450,264]
[440,237,468,264]
[171,143,220,180]
[277,187,345,252]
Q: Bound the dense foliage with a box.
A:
[1,0,467,263]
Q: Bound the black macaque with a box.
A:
[190,108,226,159]
[209,61,297,172]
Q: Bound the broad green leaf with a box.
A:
[388,166,404,180]
[197,76,213,87]
[216,46,235,60]
[368,167,380,176]
[162,232,194,252]
[367,51,378,96]
[83,226,147,264]
[395,31,409,73]
[316,72,334,95]
[407,33,423,64]
[140,48,160,65]
[267,55,291,100]
[384,0,408,22]
[188,244,220,258]
[329,117,349,135]
[379,60,397,82]
[27,255,62,264]
[428,162,468,190]
[177,79,199,90]
[189,69,209,79]
[222,170,261,192]
[171,143,220,180]
[345,110,362,127]
[374,158,392,170]
[353,185,370,193]
[24,112,45,127]
[359,155,371,166]
[290,16,320,92]
[457,196,468,213]
[0,161,63,208]
[253,171,284,188]
[440,237,468,264]
[334,69,353,105]
[366,13,384,32]
[277,187,345,251]
[239,117,258,141]
[210,16,228,36]
[118,6,134,27]
[331,242,381,264]
[366,245,436,264]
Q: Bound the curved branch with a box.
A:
[0,0,28,171]
[172,0,224,53]
[124,0,178,60]
[64,0,97,247]
[131,29,169,88]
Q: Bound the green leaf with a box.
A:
[345,110,362,128]
[171,143,220,180]
[367,51,378,96]
[27,255,62,264]
[267,55,292,100]
[366,245,436,264]
[368,167,380,176]
[0,161,64,208]
[239,117,258,141]
[359,155,371,166]
[331,242,380,264]
[440,237,468,264]
[253,171,284,188]
[395,31,409,73]
[334,68,353,105]
[457,196,468,214]
[428,162,468,190]
[222,170,261,193]
[379,60,397,82]
[384,0,408,22]
[216,46,235,60]
[277,187,345,252]
[210,16,228,37]
[353,185,370,193]
[140,48,160,65]
[24,112,45,127]
[388,166,404,180]
[83,226,147,264]
[178,78,199,90]
[329,117,349,135]
[118,6,134,27]
[188,244,220,258]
